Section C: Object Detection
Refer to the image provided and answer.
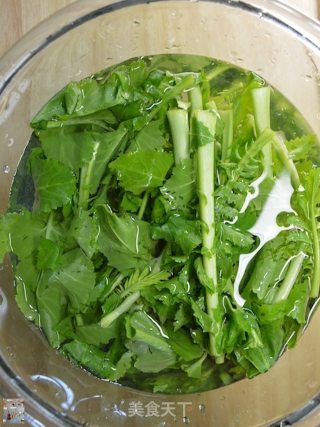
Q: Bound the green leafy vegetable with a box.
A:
[96,205,153,273]
[30,158,76,212]
[109,150,173,195]
[1,54,319,394]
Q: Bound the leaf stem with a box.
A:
[79,141,100,209]
[100,291,140,328]
[148,74,196,121]
[167,109,190,164]
[252,86,273,178]
[220,110,233,162]
[189,86,203,112]
[195,109,224,362]
[272,133,301,190]
[45,211,55,240]
[234,128,275,181]
[205,64,231,82]
[310,176,320,297]
[137,191,149,220]
[105,273,124,298]
[273,252,306,303]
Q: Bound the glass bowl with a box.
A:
[1,1,320,425]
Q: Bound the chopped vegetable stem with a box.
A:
[273,252,306,303]
[138,192,149,220]
[252,87,272,178]
[100,291,140,328]
[195,109,223,362]
[79,141,99,209]
[220,109,233,162]
[167,109,190,164]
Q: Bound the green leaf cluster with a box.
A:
[1,54,319,394]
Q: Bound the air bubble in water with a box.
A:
[183,416,190,424]
[7,138,14,147]
[198,403,206,413]
[3,165,10,174]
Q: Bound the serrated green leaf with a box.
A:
[63,340,132,380]
[37,274,68,348]
[38,127,97,170]
[161,159,196,211]
[2,211,45,260]
[126,311,176,373]
[37,237,60,270]
[109,151,173,195]
[53,248,96,310]
[120,192,142,213]
[152,215,201,255]
[219,223,254,248]
[129,119,166,152]
[285,134,318,161]
[182,353,207,379]
[30,158,76,212]
[190,299,214,333]
[76,322,119,346]
[85,127,128,195]
[70,210,99,258]
[167,327,203,362]
[96,205,153,273]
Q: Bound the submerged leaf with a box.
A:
[110,151,173,195]
[96,205,153,273]
[30,158,76,212]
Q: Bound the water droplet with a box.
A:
[3,165,10,174]
[308,380,318,389]
[7,138,14,147]
[159,422,166,427]
[18,79,30,93]
[198,403,206,413]
[183,416,190,424]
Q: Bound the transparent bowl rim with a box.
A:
[1,0,320,425]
